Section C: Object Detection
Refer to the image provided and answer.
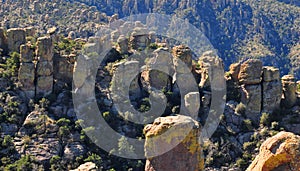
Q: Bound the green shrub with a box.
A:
[1,52,20,78]
[243,141,256,152]
[56,118,71,127]
[235,103,246,115]
[5,155,36,171]
[271,121,279,130]
[84,153,102,166]
[58,126,70,138]
[236,158,248,169]
[260,113,270,126]
[243,119,253,131]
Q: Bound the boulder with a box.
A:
[144,115,204,171]
[7,28,26,53]
[238,59,263,85]
[130,27,150,50]
[281,75,297,108]
[262,66,280,82]
[172,45,193,72]
[70,162,97,171]
[198,51,225,91]
[247,131,300,171]
[63,142,86,161]
[117,35,128,54]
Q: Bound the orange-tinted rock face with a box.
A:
[247,131,300,171]
[144,115,204,171]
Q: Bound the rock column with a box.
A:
[18,44,35,98]
[238,59,263,124]
[281,75,297,108]
[144,115,204,171]
[7,28,26,53]
[262,66,282,113]
[0,28,7,52]
[36,37,53,96]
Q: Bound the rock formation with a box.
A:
[130,27,150,50]
[281,75,297,108]
[247,131,300,171]
[70,162,97,171]
[117,35,128,54]
[7,28,26,53]
[0,28,7,52]
[238,59,263,85]
[141,48,173,91]
[144,115,204,171]
[238,59,263,124]
[18,44,35,98]
[262,66,281,113]
[36,36,53,96]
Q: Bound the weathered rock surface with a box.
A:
[172,45,193,72]
[240,84,261,124]
[63,142,86,161]
[0,27,7,51]
[53,54,76,84]
[15,111,61,164]
[36,36,53,62]
[36,36,54,96]
[247,131,300,171]
[262,66,280,82]
[70,162,97,171]
[262,67,281,113]
[117,35,128,54]
[198,51,225,91]
[7,28,26,53]
[238,59,262,85]
[229,63,240,82]
[18,44,35,97]
[281,75,297,108]
[144,115,204,171]
[130,27,150,50]
[142,48,173,91]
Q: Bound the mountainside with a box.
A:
[76,0,300,76]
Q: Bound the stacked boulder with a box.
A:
[172,45,194,94]
[36,37,53,96]
[144,115,204,171]
[238,59,263,124]
[281,75,297,108]
[117,35,128,54]
[18,44,35,98]
[141,48,173,91]
[7,28,26,53]
[247,131,300,171]
[130,27,150,50]
[262,66,282,113]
